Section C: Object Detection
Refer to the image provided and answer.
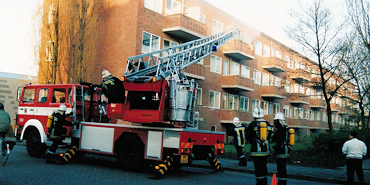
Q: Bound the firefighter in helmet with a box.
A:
[46,104,73,163]
[232,117,247,166]
[101,70,125,104]
[246,107,273,185]
[272,112,293,185]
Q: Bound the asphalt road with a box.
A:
[0,145,336,185]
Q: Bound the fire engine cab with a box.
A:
[15,28,239,177]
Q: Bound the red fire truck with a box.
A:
[15,28,239,177]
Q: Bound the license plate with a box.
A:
[180,155,188,164]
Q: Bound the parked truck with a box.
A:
[15,28,239,178]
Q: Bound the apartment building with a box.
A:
[39,0,354,139]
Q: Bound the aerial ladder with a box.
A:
[120,28,240,128]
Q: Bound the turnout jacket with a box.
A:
[272,124,291,158]
[101,77,125,104]
[246,118,272,157]
[49,111,72,139]
[0,109,10,133]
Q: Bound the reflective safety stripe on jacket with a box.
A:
[234,127,245,147]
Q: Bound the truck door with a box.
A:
[18,87,36,124]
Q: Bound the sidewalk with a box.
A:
[192,158,370,185]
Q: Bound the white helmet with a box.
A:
[274,112,285,121]
[253,107,264,118]
[102,70,112,79]
[233,117,242,127]
[58,104,67,112]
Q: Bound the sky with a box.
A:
[0,0,344,77]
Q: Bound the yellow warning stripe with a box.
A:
[181,142,193,148]
[215,143,224,149]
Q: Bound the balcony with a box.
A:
[261,86,286,99]
[290,69,310,83]
[163,14,207,42]
[330,103,340,112]
[222,39,254,60]
[221,75,254,92]
[262,57,287,72]
[220,110,253,124]
[338,106,350,115]
[289,93,310,105]
[310,99,326,109]
[286,117,309,128]
[183,63,205,80]
[309,120,328,130]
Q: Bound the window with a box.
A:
[306,88,311,96]
[222,94,227,109]
[52,88,66,103]
[199,13,205,24]
[298,108,304,118]
[165,0,181,14]
[144,0,163,14]
[142,32,160,53]
[252,99,260,110]
[263,45,270,57]
[275,76,281,87]
[253,69,261,85]
[230,61,240,75]
[37,89,49,103]
[299,85,304,94]
[293,107,298,118]
[229,94,239,110]
[240,96,249,111]
[196,88,202,105]
[210,55,222,73]
[223,60,228,75]
[211,125,217,131]
[262,73,269,86]
[262,101,269,114]
[212,19,223,34]
[276,50,282,59]
[305,110,309,119]
[274,103,280,114]
[22,89,35,103]
[163,39,178,49]
[241,65,250,78]
[310,110,315,120]
[285,80,290,93]
[209,91,220,108]
[239,34,252,45]
[316,111,321,121]
[254,40,262,56]
[283,105,289,117]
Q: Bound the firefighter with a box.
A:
[232,117,247,166]
[101,70,125,104]
[0,103,10,149]
[246,107,273,185]
[272,112,292,185]
[46,104,73,163]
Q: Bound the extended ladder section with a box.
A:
[125,28,240,82]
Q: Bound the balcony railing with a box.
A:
[220,110,253,124]
[222,39,254,60]
[261,86,286,99]
[290,69,310,83]
[183,63,205,80]
[163,14,207,42]
[286,117,309,128]
[262,57,287,72]
[289,93,310,105]
[330,103,340,112]
[310,99,326,109]
[221,75,254,92]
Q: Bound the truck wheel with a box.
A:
[115,133,146,171]
[26,130,47,157]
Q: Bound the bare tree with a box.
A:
[285,0,350,132]
[346,0,370,128]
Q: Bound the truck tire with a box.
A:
[115,133,147,171]
[26,129,47,157]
